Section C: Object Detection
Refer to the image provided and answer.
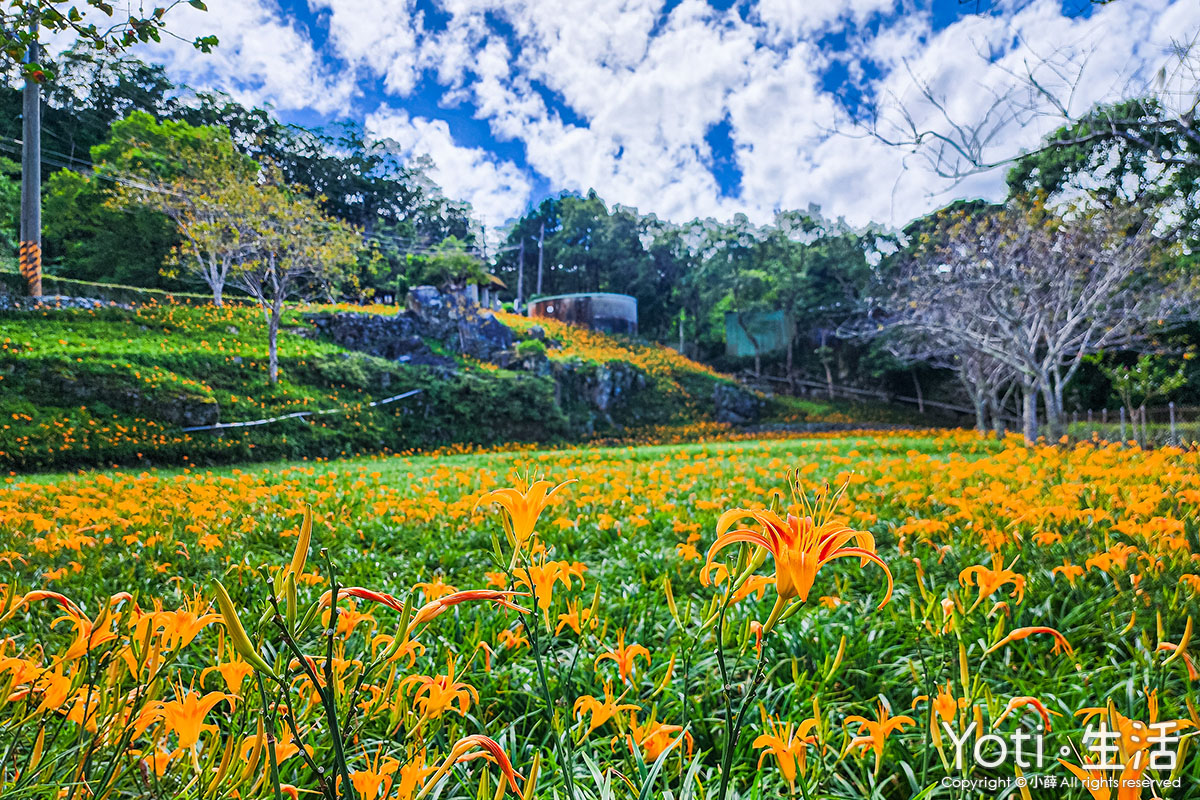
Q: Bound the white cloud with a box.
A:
[365,109,533,229]
[308,0,422,94]
[752,0,897,44]
[138,0,1200,229]
[138,0,355,113]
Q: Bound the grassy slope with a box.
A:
[0,302,895,473]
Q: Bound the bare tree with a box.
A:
[882,330,1016,435]
[860,25,1200,181]
[875,201,1195,443]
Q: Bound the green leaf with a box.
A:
[188,0,208,9]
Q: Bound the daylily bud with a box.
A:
[289,504,312,579]
[213,580,278,680]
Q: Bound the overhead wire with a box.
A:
[3,136,488,259]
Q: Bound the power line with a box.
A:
[2,137,489,260]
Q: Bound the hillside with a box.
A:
[0,297,878,472]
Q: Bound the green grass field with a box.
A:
[2,428,1196,798]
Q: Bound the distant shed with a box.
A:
[725,310,795,358]
[528,292,637,336]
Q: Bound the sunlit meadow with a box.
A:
[1,430,1197,798]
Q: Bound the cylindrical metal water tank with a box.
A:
[528,292,637,336]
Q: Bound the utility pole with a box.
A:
[536,220,544,296]
[516,238,525,312]
[19,21,42,297]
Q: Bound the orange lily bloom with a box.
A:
[407,590,530,634]
[556,598,596,635]
[514,558,578,627]
[912,682,964,746]
[391,750,436,800]
[755,708,819,790]
[201,654,254,698]
[704,480,892,632]
[595,629,650,683]
[573,681,638,735]
[401,658,478,719]
[156,592,221,650]
[959,554,1025,611]
[845,701,914,775]
[324,586,406,614]
[413,577,458,602]
[985,626,1075,658]
[152,687,233,749]
[1052,560,1085,586]
[1159,616,1194,680]
[618,710,694,762]
[54,612,121,661]
[348,747,401,800]
[1061,691,1192,800]
[433,735,524,795]
[476,478,575,554]
[496,628,529,651]
[994,696,1059,731]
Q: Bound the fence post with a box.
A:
[1120,406,1126,443]
[1170,402,1177,447]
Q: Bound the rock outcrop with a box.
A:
[305,285,764,434]
[713,381,765,424]
[304,286,512,367]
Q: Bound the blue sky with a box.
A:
[145,0,1198,232]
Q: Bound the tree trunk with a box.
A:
[785,335,795,392]
[754,350,761,378]
[1022,383,1038,444]
[911,368,925,414]
[823,359,834,400]
[268,298,282,385]
[973,395,987,434]
[1041,384,1061,441]
[212,281,223,308]
[990,397,1006,440]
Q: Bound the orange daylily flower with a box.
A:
[1061,691,1192,800]
[995,696,1059,732]
[407,590,530,634]
[348,747,401,800]
[513,557,578,627]
[156,592,221,649]
[754,706,820,790]
[401,658,478,719]
[201,654,254,698]
[959,554,1025,611]
[574,681,638,735]
[151,687,233,749]
[618,710,694,762]
[476,478,575,554]
[985,626,1075,658]
[595,629,650,683]
[704,479,892,632]
[555,598,596,635]
[1052,560,1084,586]
[845,701,915,775]
[413,577,457,602]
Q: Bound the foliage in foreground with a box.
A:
[0,431,1197,797]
